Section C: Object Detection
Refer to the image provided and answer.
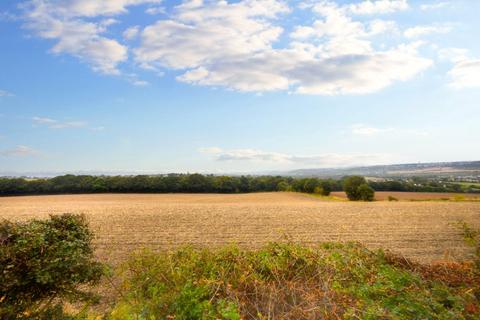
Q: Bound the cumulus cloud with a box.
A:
[19,0,436,94]
[21,0,160,74]
[33,116,88,129]
[0,145,39,157]
[134,0,431,94]
[134,0,289,70]
[200,147,391,168]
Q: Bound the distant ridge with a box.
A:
[285,161,480,178]
[2,161,480,179]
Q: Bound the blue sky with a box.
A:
[0,0,479,175]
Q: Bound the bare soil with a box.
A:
[1,192,479,264]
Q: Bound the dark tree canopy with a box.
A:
[0,174,474,197]
[343,176,375,201]
[0,174,338,196]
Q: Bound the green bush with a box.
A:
[357,183,375,201]
[0,214,104,319]
[343,176,375,201]
[388,196,399,201]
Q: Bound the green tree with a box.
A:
[343,176,375,201]
[0,214,104,319]
[357,183,375,201]
[276,181,290,191]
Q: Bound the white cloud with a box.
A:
[404,24,452,38]
[200,147,391,168]
[420,2,450,11]
[20,0,434,94]
[135,0,431,95]
[448,59,480,89]
[33,116,88,129]
[134,0,288,70]
[145,6,166,15]
[438,47,469,63]
[296,45,431,95]
[24,0,161,18]
[123,25,140,40]
[0,145,39,157]
[347,0,409,15]
[21,0,160,75]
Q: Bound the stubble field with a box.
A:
[0,192,479,264]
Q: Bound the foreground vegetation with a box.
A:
[0,214,103,319]
[109,242,479,319]
[1,214,479,319]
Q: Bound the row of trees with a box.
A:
[1,174,473,197]
[0,174,342,196]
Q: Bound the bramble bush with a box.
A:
[0,214,104,319]
[107,242,479,319]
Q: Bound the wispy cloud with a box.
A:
[351,124,428,137]
[145,6,166,15]
[439,48,480,89]
[0,145,39,157]
[351,124,392,136]
[404,24,452,38]
[420,2,450,11]
[33,116,88,129]
[0,90,13,97]
[347,0,409,15]
[448,59,480,89]
[123,26,140,40]
[199,147,391,168]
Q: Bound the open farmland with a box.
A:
[0,192,479,264]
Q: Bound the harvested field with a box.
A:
[0,192,479,264]
[331,191,480,201]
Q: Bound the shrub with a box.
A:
[343,176,375,201]
[388,196,399,201]
[0,214,104,319]
[313,186,324,195]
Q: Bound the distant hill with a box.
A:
[285,161,480,178]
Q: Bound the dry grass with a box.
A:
[0,192,479,264]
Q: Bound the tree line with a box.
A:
[0,174,475,197]
[0,174,341,196]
